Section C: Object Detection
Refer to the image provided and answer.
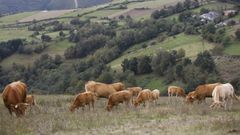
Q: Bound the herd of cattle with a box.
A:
[1,81,239,117]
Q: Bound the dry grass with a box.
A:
[0,95,240,135]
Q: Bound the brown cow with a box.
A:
[134,89,152,107]
[168,86,185,97]
[106,90,132,111]
[85,81,117,98]
[26,95,35,106]
[69,91,96,112]
[187,83,221,103]
[2,81,30,116]
[186,91,196,103]
[110,82,125,91]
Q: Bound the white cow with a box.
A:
[151,89,160,105]
[210,83,239,110]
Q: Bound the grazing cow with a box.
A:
[127,87,142,97]
[85,81,117,98]
[151,89,160,104]
[210,83,239,110]
[106,90,132,111]
[186,91,196,103]
[2,81,30,117]
[26,95,35,106]
[110,82,125,91]
[127,87,142,103]
[69,91,96,112]
[187,83,221,103]
[168,86,185,97]
[134,89,152,107]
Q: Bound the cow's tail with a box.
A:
[85,84,89,92]
[233,93,240,102]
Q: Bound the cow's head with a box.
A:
[106,105,112,112]
[185,91,196,103]
[10,103,30,117]
[69,105,76,112]
[133,100,139,107]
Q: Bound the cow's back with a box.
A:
[85,81,116,98]
[111,82,125,91]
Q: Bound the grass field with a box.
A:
[0,12,38,24]
[193,1,234,13]
[0,40,74,69]
[1,95,240,135]
[0,28,32,41]
[109,0,184,19]
[18,10,75,23]
[109,34,215,69]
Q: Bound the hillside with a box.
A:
[0,0,110,14]
[0,0,240,94]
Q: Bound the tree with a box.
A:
[98,72,113,84]
[194,51,216,73]
[137,56,152,74]
[235,28,240,40]
[178,11,193,22]
[200,8,209,14]
[41,34,52,42]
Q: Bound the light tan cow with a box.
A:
[110,82,125,91]
[168,86,185,97]
[151,89,160,104]
[106,90,132,111]
[85,81,117,98]
[69,91,96,112]
[127,87,142,103]
[134,89,152,107]
[26,95,35,106]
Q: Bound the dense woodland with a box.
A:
[0,0,240,94]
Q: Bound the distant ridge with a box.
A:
[0,0,110,14]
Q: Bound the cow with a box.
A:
[210,83,239,110]
[168,86,185,97]
[110,82,125,91]
[127,87,142,103]
[187,83,221,103]
[186,91,196,103]
[106,90,132,111]
[134,89,152,107]
[26,95,36,106]
[2,81,30,117]
[69,91,96,112]
[151,89,160,104]
[85,81,118,99]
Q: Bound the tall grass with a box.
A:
[0,95,240,135]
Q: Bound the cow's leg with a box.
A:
[210,102,214,108]
[229,98,233,110]
[82,106,85,111]
[92,101,94,111]
[88,104,91,111]
[8,108,13,115]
